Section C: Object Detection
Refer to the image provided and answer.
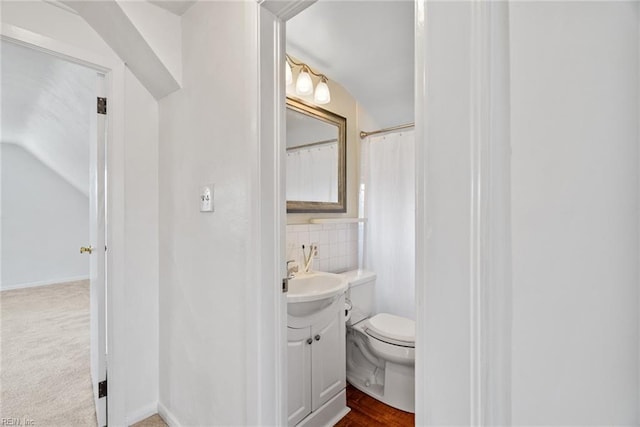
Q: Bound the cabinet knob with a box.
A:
[314,334,321,341]
[306,338,312,345]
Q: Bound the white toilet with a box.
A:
[339,270,415,413]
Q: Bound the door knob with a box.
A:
[314,335,321,341]
[80,246,94,254]
[306,338,312,345]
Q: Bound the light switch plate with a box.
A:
[200,185,214,212]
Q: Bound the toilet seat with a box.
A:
[364,313,415,348]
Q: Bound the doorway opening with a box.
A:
[0,39,107,426]
[281,2,416,425]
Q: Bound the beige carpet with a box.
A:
[0,280,97,427]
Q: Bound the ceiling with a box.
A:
[147,0,196,16]
[1,41,96,196]
[286,0,414,130]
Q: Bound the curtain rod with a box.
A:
[287,138,338,152]
[360,123,415,139]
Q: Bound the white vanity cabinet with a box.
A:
[287,294,347,427]
[288,327,312,425]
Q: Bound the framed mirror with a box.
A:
[286,97,347,213]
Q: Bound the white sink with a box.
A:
[287,271,348,317]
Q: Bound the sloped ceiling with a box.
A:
[1,41,96,196]
[286,0,414,129]
[147,0,196,16]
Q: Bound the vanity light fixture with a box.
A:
[286,54,332,105]
[314,77,331,104]
[285,60,293,85]
[296,66,314,95]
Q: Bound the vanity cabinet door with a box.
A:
[287,327,312,426]
[310,307,346,411]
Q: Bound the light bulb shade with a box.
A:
[285,61,293,85]
[314,80,331,104]
[295,69,313,95]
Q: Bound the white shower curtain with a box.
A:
[286,142,338,202]
[362,130,415,320]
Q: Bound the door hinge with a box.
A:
[282,278,289,293]
[97,97,107,115]
[98,380,107,398]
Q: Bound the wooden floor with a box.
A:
[336,384,415,427]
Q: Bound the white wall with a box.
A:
[158,1,256,424]
[1,144,89,289]
[1,2,160,424]
[123,67,160,423]
[510,2,639,424]
[1,1,117,61]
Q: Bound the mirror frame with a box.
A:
[286,97,347,213]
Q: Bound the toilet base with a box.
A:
[346,364,415,414]
[382,362,415,413]
[346,329,415,413]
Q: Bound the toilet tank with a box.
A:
[339,270,376,325]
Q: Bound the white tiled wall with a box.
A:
[286,223,359,273]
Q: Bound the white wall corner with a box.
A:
[259,0,318,22]
[125,401,159,426]
[157,401,182,427]
[60,0,181,99]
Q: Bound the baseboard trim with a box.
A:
[126,401,158,426]
[0,275,90,292]
[158,401,182,427]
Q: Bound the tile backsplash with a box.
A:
[286,223,359,273]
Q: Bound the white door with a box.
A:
[88,74,107,426]
[287,327,312,426]
[311,304,346,411]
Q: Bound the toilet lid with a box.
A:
[365,313,415,347]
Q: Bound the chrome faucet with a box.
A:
[287,259,299,278]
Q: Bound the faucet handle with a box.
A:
[286,260,299,277]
